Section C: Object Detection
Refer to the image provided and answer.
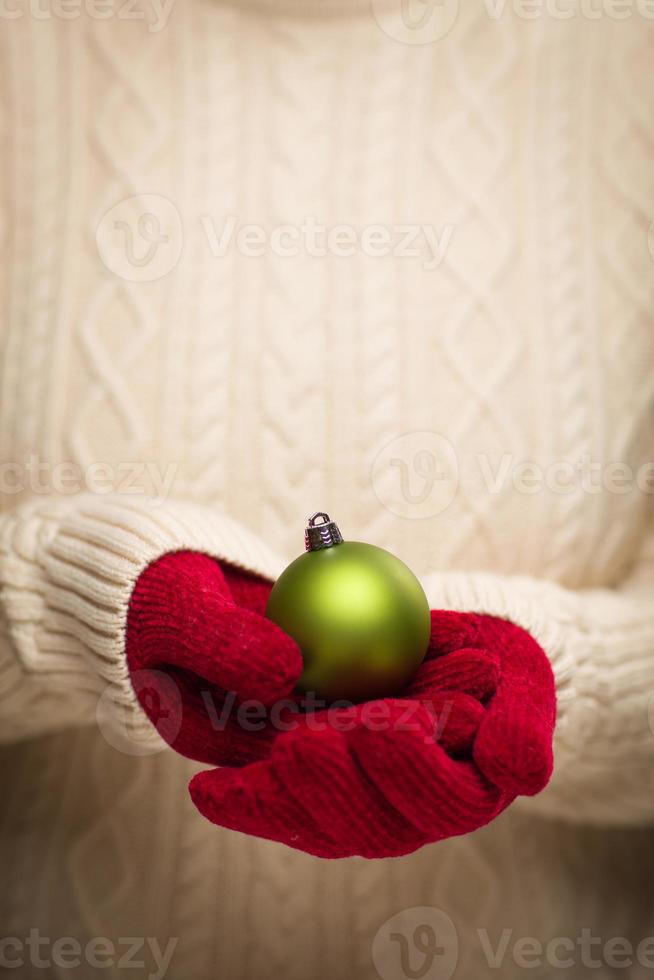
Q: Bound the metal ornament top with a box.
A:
[304,512,344,552]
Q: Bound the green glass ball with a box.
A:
[266,541,430,703]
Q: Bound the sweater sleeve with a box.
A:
[3,493,653,826]
[0,494,284,749]
[422,526,654,826]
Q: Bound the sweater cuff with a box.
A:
[423,568,654,824]
[422,569,578,729]
[40,495,285,751]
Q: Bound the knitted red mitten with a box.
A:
[127,552,556,858]
[189,611,556,858]
[126,551,302,766]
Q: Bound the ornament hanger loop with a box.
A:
[308,512,331,527]
[305,512,344,552]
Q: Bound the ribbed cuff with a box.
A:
[422,569,578,726]
[39,495,284,750]
[423,568,654,824]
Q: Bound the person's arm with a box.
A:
[4,491,652,831]
[422,523,654,825]
[0,493,284,746]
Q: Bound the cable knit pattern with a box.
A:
[0,4,653,978]
[536,21,591,586]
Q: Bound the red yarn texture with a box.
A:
[126,550,556,859]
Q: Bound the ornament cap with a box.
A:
[305,512,344,552]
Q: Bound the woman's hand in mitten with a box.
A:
[189,611,556,858]
[126,551,303,766]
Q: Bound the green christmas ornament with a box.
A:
[266,512,430,703]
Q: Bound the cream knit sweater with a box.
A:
[1,2,653,977]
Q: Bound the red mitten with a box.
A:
[189,611,556,858]
[126,551,303,766]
